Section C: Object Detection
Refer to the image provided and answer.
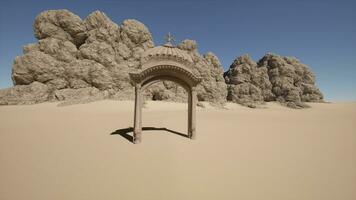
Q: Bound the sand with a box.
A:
[0,100,355,200]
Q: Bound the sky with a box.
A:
[0,0,355,101]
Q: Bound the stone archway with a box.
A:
[129,65,201,144]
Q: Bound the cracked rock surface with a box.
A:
[224,54,323,108]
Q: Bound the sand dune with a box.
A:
[0,101,355,200]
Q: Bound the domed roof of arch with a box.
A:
[141,42,193,64]
[133,40,201,88]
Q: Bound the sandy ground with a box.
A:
[0,100,355,200]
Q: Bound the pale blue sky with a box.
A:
[0,0,355,101]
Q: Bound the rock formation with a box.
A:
[0,9,226,105]
[224,54,270,108]
[0,9,323,108]
[0,82,50,105]
[224,53,323,108]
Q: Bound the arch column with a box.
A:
[133,84,142,144]
[188,86,197,139]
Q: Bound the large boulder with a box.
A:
[5,10,156,105]
[0,82,50,105]
[121,19,153,46]
[34,9,87,46]
[12,50,65,86]
[258,53,323,108]
[38,38,78,62]
[224,53,323,108]
[224,54,269,107]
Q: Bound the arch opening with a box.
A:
[142,80,187,102]
[142,75,191,93]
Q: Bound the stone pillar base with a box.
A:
[133,131,142,144]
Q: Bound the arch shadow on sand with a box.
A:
[111,127,189,143]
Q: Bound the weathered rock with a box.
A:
[79,41,116,67]
[179,41,227,104]
[0,82,49,105]
[258,53,323,107]
[38,38,78,62]
[1,9,324,108]
[84,11,119,45]
[224,53,323,108]
[85,11,118,31]
[63,59,114,90]
[143,81,187,103]
[177,39,198,54]
[23,43,39,54]
[224,54,267,107]
[121,19,153,48]
[5,10,151,105]
[224,54,256,84]
[227,83,263,108]
[34,9,87,46]
[6,9,228,106]
[251,66,275,101]
[12,50,64,85]
[54,87,107,106]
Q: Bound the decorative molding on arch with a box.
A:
[140,44,194,65]
[141,57,195,70]
[129,64,202,87]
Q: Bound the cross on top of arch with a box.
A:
[165,32,175,45]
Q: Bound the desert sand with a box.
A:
[0,101,355,200]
